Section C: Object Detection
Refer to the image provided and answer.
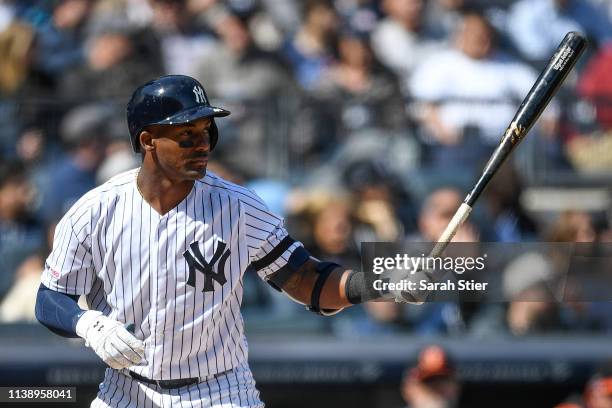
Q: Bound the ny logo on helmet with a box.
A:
[184,240,229,292]
[193,86,207,104]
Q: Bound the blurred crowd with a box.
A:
[403,345,612,408]
[1,0,612,344]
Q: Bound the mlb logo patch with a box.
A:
[46,262,61,279]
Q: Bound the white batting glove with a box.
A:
[75,311,145,370]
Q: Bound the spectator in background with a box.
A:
[120,0,155,27]
[0,214,57,323]
[413,187,479,244]
[585,367,612,408]
[14,127,57,216]
[30,0,94,81]
[470,251,564,337]
[194,6,295,178]
[15,128,46,168]
[0,1,14,30]
[95,110,139,184]
[0,252,44,322]
[310,29,407,144]
[287,189,360,269]
[591,0,612,22]
[548,210,597,243]
[38,103,110,224]
[302,160,418,338]
[286,188,368,335]
[409,12,559,178]
[471,209,612,337]
[195,5,291,103]
[371,0,444,84]
[425,0,467,38]
[483,162,538,242]
[333,0,381,36]
[506,0,612,63]
[577,43,612,131]
[345,187,475,337]
[148,0,215,76]
[503,253,562,335]
[257,0,302,35]
[282,0,338,89]
[0,15,34,95]
[546,210,612,332]
[407,187,477,335]
[0,16,35,156]
[343,159,414,242]
[400,345,462,408]
[58,16,162,101]
[567,44,612,172]
[0,161,43,301]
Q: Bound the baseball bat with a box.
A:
[429,31,587,257]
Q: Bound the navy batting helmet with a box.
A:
[126,75,230,153]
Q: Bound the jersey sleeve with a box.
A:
[241,198,304,280]
[41,205,96,296]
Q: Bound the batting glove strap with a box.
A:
[75,311,145,369]
[75,310,104,344]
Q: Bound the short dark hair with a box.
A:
[0,160,26,189]
[302,0,335,19]
[460,9,494,33]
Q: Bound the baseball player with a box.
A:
[34,75,419,407]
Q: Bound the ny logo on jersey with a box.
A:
[192,85,207,104]
[184,240,230,292]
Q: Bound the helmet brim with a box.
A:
[154,105,230,126]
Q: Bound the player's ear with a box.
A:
[139,130,155,152]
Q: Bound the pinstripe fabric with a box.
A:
[41,168,301,406]
[90,364,262,408]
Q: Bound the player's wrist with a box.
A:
[75,310,103,339]
[344,271,379,304]
[344,269,435,305]
[307,261,342,315]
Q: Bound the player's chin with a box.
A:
[185,169,206,180]
[184,167,206,180]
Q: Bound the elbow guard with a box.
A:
[307,261,343,316]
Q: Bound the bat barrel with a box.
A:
[512,31,587,137]
[464,31,587,208]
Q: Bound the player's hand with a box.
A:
[377,267,433,305]
[346,268,432,305]
[76,311,145,369]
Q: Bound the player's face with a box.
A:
[149,117,212,181]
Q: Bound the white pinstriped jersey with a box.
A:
[41,168,302,380]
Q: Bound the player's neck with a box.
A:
[136,166,194,215]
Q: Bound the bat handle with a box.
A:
[429,203,473,258]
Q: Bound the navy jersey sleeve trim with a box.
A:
[249,236,295,272]
[266,246,310,290]
[35,284,84,338]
